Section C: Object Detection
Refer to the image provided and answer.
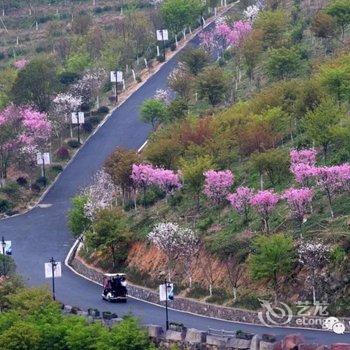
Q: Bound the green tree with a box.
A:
[160,0,203,34]
[104,147,140,205]
[0,68,17,109]
[86,208,131,269]
[180,155,214,210]
[167,98,189,121]
[250,149,290,188]
[180,48,210,75]
[101,317,155,350]
[197,66,228,106]
[66,52,91,74]
[249,233,295,302]
[266,47,302,80]
[0,322,42,350]
[140,99,167,130]
[255,10,289,49]
[326,0,350,38]
[303,99,344,160]
[11,55,60,112]
[318,65,350,103]
[311,12,337,39]
[68,195,91,237]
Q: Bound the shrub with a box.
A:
[80,102,91,112]
[97,106,109,114]
[51,165,63,174]
[30,183,41,193]
[170,43,177,51]
[0,52,5,60]
[156,55,166,63]
[89,116,101,125]
[136,75,142,83]
[58,71,79,85]
[0,199,12,213]
[56,146,70,160]
[82,121,93,133]
[67,139,80,149]
[1,183,20,198]
[16,177,28,187]
[35,177,47,187]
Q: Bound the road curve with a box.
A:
[1,30,349,345]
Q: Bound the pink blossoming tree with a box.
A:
[227,186,253,223]
[13,59,28,70]
[290,148,318,186]
[203,170,234,204]
[0,105,51,183]
[313,166,343,218]
[152,168,182,199]
[283,187,313,235]
[250,190,279,233]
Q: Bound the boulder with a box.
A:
[206,334,229,347]
[283,334,305,350]
[165,329,186,342]
[147,325,164,338]
[226,337,251,349]
[331,345,350,350]
[185,328,207,344]
[261,340,276,350]
[250,335,261,350]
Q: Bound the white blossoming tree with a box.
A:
[148,222,198,282]
[52,93,82,141]
[84,169,119,220]
[298,241,330,304]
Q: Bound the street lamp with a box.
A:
[1,236,6,276]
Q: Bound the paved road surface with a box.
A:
[1,28,349,345]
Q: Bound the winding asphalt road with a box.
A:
[1,25,349,345]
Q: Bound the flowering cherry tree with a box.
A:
[291,163,317,186]
[290,148,317,167]
[148,222,198,281]
[52,93,82,140]
[203,170,234,204]
[200,20,252,55]
[152,168,182,198]
[313,166,343,218]
[250,190,279,233]
[70,68,105,106]
[283,187,313,234]
[84,169,118,219]
[227,186,253,223]
[337,163,350,192]
[0,105,51,183]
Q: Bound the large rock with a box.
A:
[206,334,229,347]
[250,335,261,350]
[147,325,164,338]
[185,328,207,344]
[331,345,350,350]
[260,341,276,350]
[226,337,251,349]
[165,329,186,342]
[283,334,305,350]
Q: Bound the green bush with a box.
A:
[186,283,208,299]
[97,106,109,114]
[136,75,142,83]
[156,55,165,63]
[67,139,81,149]
[82,121,93,133]
[0,199,12,213]
[68,195,91,237]
[1,182,20,198]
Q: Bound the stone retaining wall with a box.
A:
[68,242,350,332]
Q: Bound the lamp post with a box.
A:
[49,257,57,300]
[1,236,6,276]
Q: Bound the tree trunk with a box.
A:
[232,287,237,303]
